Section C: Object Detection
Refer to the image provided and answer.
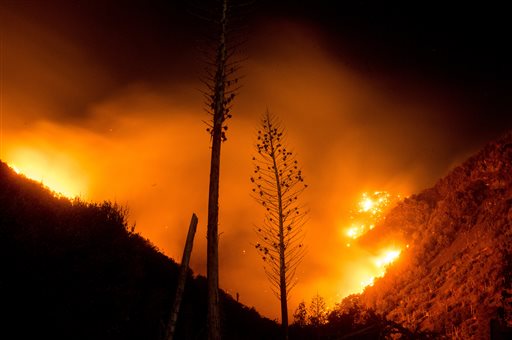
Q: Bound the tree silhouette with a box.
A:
[309,293,327,327]
[251,110,308,339]
[200,0,242,338]
[293,301,308,327]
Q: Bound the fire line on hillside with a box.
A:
[344,191,404,290]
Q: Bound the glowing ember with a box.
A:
[346,224,364,239]
[360,198,374,212]
[344,191,398,240]
[358,191,391,215]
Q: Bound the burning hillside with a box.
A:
[356,131,512,338]
[342,191,404,291]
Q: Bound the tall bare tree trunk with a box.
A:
[207,1,228,339]
[165,213,198,340]
[207,130,222,340]
[270,133,289,340]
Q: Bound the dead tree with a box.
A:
[198,0,243,338]
[164,213,198,340]
[251,110,308,339]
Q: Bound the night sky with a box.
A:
[1,0,510,319]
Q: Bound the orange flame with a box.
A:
[344,191,397,241]
[360,248,402,288]
[341,191,404,291]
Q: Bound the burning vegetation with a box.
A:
[343,191,404,290]
[290,132,512,339]
[345,191,401,241]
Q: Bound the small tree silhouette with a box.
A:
[293,301,308,327]
[251,110,308,339]
[308,293,327,327]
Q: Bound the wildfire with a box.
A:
[11,165,21,174]
[360,248,402,288]
[344,191,397,241]
[341,191,404,291]
[374,248,401,268]
[7,148,85,198]
[358,191,391,215]
[360,277,375,287]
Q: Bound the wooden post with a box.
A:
[165,213,198,340]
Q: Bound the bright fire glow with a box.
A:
[345,223,375,239]
[360,276,375,287]
[344,191,397,241]
[360,198,374,212]
[374,249,401,268]
[11,165,21,174]
[7,148,85,198]
[360,248,402,288]
[341,191,404,291]
[358,191,391,215]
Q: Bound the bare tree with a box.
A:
[200,0,242,338]
[251,110,308,339]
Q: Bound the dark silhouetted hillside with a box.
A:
[0,161,279,340]
[357,131,512,338]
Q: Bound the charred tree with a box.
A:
[251,110,308,339]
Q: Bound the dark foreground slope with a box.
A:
[358,131,512,338]
[0,161,279,340]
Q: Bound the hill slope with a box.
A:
[359,131,512,338]
[0,161,279,339]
